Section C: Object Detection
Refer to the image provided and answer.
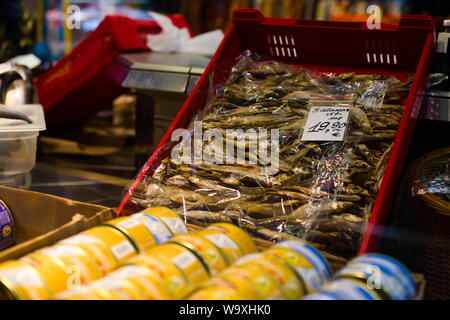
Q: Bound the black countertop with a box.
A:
[13,162,131,208]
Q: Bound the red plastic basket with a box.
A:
[118,9,435,254]
[36,14,192,127]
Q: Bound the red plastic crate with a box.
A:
[36,14,192,127]
[118,9,435,254]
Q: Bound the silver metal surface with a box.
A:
[420,95,450,122]
[425,89,450,98]
[4,79,30,105]
[0,64,33,105]
[187,75,201,93]
[122,52,210,70]
[190,67,206,75]
[123,69,189,93]
[119,52,210,93]
[0,62,14,76]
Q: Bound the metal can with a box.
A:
[55,287,108,300]
[235,253,305,300]
[23,244,102,289]
[350,254,416,299]
[103,217,157,252]
[20,251,70,295]
[130,213,173,244]
[206,223,257,256]
[88,288,128,300]
[82,226,138,263]
[201,277,260,300]
[60,234,118,276]
[188,286,245,300]
[196,229,244,264]
[274,240,332,288]
[146,243,210,288]
[302,292,345,300]
[219,264,284,300]
[0,200,14,250]
[335,253,416,300]
[126,254,191,299]
[0,260,50,300]
[90,277,146,300]
[56,286,130,300]
[170,234,229,275]
[106,264,173,300]
[264,246,328,293]
[320,278,382,300]
[139,207,188,235]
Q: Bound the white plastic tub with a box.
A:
[0,105,46,178]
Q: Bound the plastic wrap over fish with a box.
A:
[410,147,450,203]
[128,51,413,260]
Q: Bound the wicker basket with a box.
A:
[408,147,450,300]
[410,147,450,216]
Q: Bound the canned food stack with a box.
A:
[188,245,417,301]
[188,240,332,300]
[56,222,258,300]
[302,254,417,300]
[0,205,418,300]
[0,207,185,300]
[0,200,15,252]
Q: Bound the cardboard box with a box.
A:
[0,186,116,262]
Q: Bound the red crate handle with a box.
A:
[295,20,363,28]
[232,8,264,22]
[233,8,434,32]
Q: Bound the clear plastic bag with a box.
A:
[127,51,413,260]
[410,147,450,207]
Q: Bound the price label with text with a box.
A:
[301,106,350,141]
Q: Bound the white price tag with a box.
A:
[301,106,350,141]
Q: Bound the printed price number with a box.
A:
[301,106,350,141]
[307,121,347,134]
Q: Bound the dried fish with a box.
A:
[350,106,372,133]
[180,210,234,223]
[250,201,353,224]
[138,53,412,261]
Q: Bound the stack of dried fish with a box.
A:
[130,52,413,260]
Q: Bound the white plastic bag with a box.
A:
[147,12,224,55]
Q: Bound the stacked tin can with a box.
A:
[302,253,417,300]
[187,240,332,300]
[0,200,15,252]
[56,222,258,300]
[0,207,185,299]
[0,205,417,300]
